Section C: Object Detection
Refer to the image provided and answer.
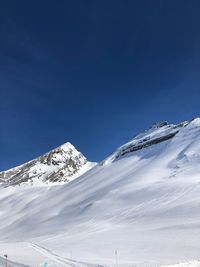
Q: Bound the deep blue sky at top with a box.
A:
[1,0,200,170]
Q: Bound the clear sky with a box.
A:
[1,0,200,170]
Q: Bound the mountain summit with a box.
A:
[1,119,200,266]
[103,119,189,165]
[0,142,95,185]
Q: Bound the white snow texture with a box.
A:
[1,119,200,267]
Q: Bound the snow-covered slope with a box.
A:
[102,120,188,164]
[1,119,200,267]
[0,142,96,185]
[0,256,30,267]
[161,262,200,267]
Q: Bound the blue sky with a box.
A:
[1,0,200,170]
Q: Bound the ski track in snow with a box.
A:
[29,242,103,267]
[1,119,200,266]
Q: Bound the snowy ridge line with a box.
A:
[0,142,96,186]
[102,120,189,165]
[118,131,179,157]
[1,142,76,174]
[1,118,200,266]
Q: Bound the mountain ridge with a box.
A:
[1,118,200,266]
[0,142,96,186]
[0,118,197,186]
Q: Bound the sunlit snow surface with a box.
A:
[1,119,200,267]
[0,142,96,185]
[0,256,30,267]
[161,262,200,267]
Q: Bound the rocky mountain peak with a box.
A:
[151,121,169,129]
[0,142,95,186]
[102,119,190,165]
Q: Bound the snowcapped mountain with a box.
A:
[1,118,200,267]
[0,142,95,185]
[102,120,188,164]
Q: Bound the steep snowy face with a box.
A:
[103,120,189,165]
[0,142,95,185]
[2,119,200,266]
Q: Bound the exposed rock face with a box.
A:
[0,142,95,186]
[102,120,189,165]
